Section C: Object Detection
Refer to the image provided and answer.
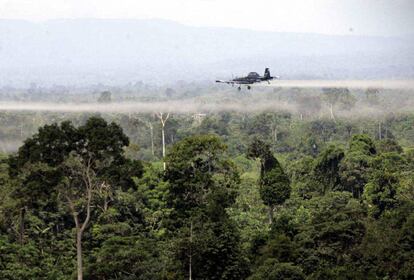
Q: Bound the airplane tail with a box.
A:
[264,68,271,79]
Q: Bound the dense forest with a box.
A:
[1,86,414,279]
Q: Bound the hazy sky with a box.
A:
[0,0,413,36]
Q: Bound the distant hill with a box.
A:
[0,19,413,86]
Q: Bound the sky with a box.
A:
[0,0,413,36]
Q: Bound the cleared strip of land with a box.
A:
[0,100,297,113]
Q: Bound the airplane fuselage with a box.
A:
[216,68,279,90]
[232,76,274,85]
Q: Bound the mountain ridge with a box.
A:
[0,18,412,86]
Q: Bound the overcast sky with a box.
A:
[0,0,413,36]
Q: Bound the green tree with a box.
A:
[339,134,377,198]
[364,171,399,218]
[164,135,247,279]
[247,138,290,223]
[288,156,320,199]
[8,116,143,280]
[314,145,344,194]
[248,260,305,280]
[296,192,366,278]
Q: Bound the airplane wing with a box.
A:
[216,80,235,85]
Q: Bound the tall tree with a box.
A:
[313,145,345,194]
[59,155,97,280]
[165,135,247,279]
[364,170,399,218]
[8,116,142,280]
[247,138,290,223]
[339,134,377,198]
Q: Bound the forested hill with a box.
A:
[0,19,413,86]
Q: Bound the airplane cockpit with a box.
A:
[247,72,260,78]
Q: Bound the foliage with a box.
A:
[247,138,291,223]
[1,112,414,279]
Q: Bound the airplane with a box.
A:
[216,68,279,91]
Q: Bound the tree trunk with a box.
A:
[64,158,94,280]
[66,186,91,280]
[329,103,336,121]
[378,122,382,140]
[156,112,170,171]
[271,126,278,143]
[189,221,193,280]
[268,206,274,224]
[149,123,154,156]
[103,196,109,212]
[19,207,25,245]
[162,126,166,170]
[76,231,83,280]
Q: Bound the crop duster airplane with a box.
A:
[216,68,279,90]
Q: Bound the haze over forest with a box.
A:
[1,18,413,87]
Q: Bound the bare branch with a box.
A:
[80,185,92,233]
